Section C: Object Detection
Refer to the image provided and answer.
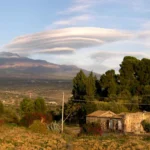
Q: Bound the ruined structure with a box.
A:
[86,110,150,133]
[123,112,150,133]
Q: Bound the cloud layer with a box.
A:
[89,51,150,73]
[4,27,131,56]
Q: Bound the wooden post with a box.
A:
[61,92,64,133]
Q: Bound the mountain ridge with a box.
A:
[0,52,99,79]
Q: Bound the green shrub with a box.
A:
[20,112,53,127]
[20,97,46,115]
[3,107,20,124]
[141,120,150,132]
[29,120,48,134]
[80,122,102,136]
[94,101,128,114]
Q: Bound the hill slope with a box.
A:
[0,52,96,79]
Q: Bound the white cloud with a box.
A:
[53,14,92,26]
[58,4,90,14]
[3,27,132,56]
[90,51,150,73]
[91,51,149,60]
[37,47,75,54]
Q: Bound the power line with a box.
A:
[71,100,150,105]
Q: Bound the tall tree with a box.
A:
[72,70,87,99]
[136,58,150,86]
[100,70,117,98]
[119,56,139,95]
[86,72,96,100]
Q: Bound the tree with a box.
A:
[136,58,150,86]
[86,72,96,100]
[72,70,87,99]
[119,56,139,95]
[140,96,150,111]
[34,97,46,113]
[0,101,4,114]
[20,98,34,114]
[100,70,117,98]
[95,76,102,98]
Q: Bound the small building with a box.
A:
[86,110,123,132]
[86,110,150,133]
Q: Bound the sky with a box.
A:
[0,0,150,73]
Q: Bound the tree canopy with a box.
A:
[71,56,150,112]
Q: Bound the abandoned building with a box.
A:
[86,110,150,133]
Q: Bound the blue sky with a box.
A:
[0,0,150,73]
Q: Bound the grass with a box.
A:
[0,124,150,150]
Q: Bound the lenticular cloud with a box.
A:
[4,27,132,56]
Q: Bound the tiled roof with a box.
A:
[87,110,116,117]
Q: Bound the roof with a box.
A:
[87,110,116,118]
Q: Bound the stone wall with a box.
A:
[123,112,150,133]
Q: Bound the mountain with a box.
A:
[0,52,98,79]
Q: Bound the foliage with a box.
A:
[64,100,86,125]
[71,56,150,113]
[141,120,150,133]
[48,121,61,132]
[3,107,20,124]
[0,100,4,114]
[34,97,46,113]
[20,112,52,127]
[20,97,46,115]
[20,98,34,114]
[95,101,128,114]
[140,96,150,111]
[100,70,117,98]
[72,70,87,100]
[86,72,96,100]
[29,120,48,134]
[80,122,102,135]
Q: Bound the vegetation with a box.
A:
[0,124,150,149]
[80,122,102,135]
[71,56,150,111]
[142,120,150,133]
[0,56,150,149]
[0,101,4,114]
[62,56,150,124]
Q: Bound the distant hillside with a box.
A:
[0,52,99,79]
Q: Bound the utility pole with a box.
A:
[61,92,64,133]
[29,92,32,99]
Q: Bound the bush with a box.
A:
[20,97,46,115]
[20,98,34,114]
[94,101,128,114]
[142,120,150,132]
[29,120,48,134]
[3,107,20,124]
[80,122,102,136]
[34,97,46,113]
[20,112,53,127]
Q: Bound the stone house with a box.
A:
[86,110,150,133]
[86,110,123,132]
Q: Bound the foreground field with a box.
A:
[0,124,150,150]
